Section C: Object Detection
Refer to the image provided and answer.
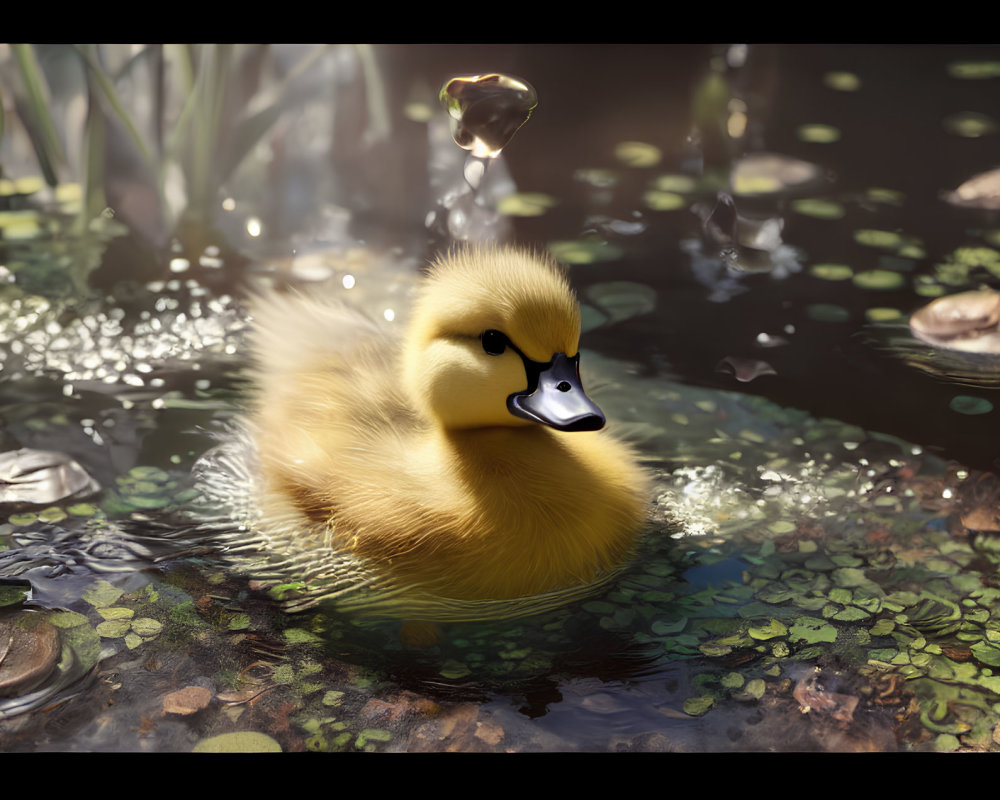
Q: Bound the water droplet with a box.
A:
[440,74,538,159]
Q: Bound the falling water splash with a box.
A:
[427,74,537,243]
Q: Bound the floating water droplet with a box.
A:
[440,74,538,159]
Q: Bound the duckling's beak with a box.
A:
[507,352,606,432]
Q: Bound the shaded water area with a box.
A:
[3,43,1000,751]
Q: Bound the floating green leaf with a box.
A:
[614,140,661,168]
[748,619,788,640]
[792,198,846,219]
[789,616,838,644]
[853,270,905,290]
[949,395,993,415]
[83,580,124,608]
[497,192,558,217]
[683,695,716,716]
[643,190,686,211]
[797,124,841,143]
[806,304,851,323]
[548,239,623,265]
[824,71,862,91]
[943,111,998,138]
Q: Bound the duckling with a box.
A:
[247,245,649,608]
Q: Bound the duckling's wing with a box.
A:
[247,289,387,383]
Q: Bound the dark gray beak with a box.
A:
[507,352,606,432]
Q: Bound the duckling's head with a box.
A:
[404,246,605,432]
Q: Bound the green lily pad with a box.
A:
[586,281,657,323]
[797,123,841,143]
[852,269,905,290]
[643,190,686,211]
[806,304,851,323]
[944,111,998,138]
[652,174,697,193]
[971,641,1000,667]
[284,628,322,644]
[683,695,716,716]
[721,672,745,689]
[748,619,788,640]
[789,616,838,644]
[949,395,993,415]
[0,583,30,607]
[793,199,846,219]
[548,239,623,265]
[948,61,1000,79]
[497,192,558,218]
[82,580,124,608]
[97,607,134,621]
[47,611,89,629]
[854,229,903,249]
[833,606,871,622]
[614,140,661,168]
[96,619,132,638]
[824,71,861,91]
[131,618,163,637]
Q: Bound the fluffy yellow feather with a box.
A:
[248,245,649,605]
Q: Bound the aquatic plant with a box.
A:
[0,44,374,268]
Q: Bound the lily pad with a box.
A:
[797,124,841,143]
[748,619,788,640]
[948,61,1000,79]
[643,190,686,211]
[683,695,716,716]
[131,618,163,637]
[853,269,905,290]
[823,71,861,91]
[585,281,657,324]
[789,616,838,644]
[614,141,661,168]
[792,198,846,219]
[949,395,993,415]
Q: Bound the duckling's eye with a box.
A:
[480,329,509,356]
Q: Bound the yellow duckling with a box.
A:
[248,245,649,609]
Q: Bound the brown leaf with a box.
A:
[162,686,213,715]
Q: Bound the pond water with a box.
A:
[3,43,1000,752]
